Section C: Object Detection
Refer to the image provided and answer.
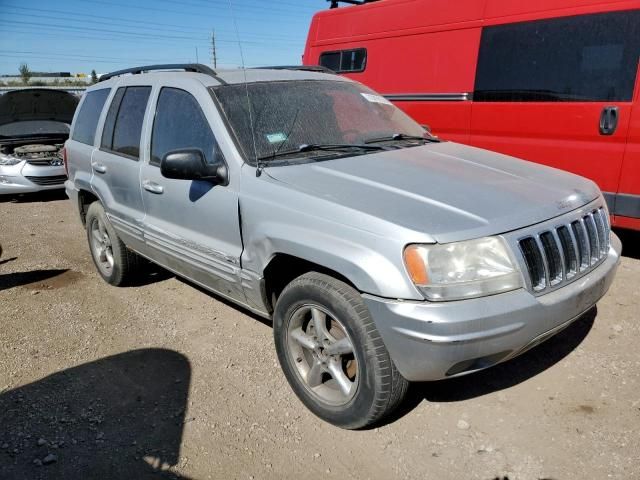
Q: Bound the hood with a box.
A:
[266,142,601,243]
[0,89,79,127]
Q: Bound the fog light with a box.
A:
[0,176,10,184]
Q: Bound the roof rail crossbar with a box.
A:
[98,63,219,83]
[328,0,380,8]
[252,65,336,74]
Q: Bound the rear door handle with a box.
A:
[142,180,164,194]
[599,106,619,135]
[91,162,107,174]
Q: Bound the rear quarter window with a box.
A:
[71,89,110,145]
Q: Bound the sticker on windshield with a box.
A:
[266,132,288,144]
[361,93,392,105]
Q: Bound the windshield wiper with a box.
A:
[364,133,440,144]
[256,143,386,161]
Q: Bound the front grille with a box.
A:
[26,158,63,167]
[25,175,67,186]
[518,207,610,293]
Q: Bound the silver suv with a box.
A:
[65,64,621,429]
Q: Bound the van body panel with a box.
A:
[305,0,640,228]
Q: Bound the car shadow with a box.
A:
[0,349,192,480]
[378,307,597,427]
[0,190,68,203]
[0,268,69,292]
[614,228,640,260]
[126,259,175,287]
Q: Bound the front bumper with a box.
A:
[364,233,621,382]
[0,162,66,194]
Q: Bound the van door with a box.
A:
[139,83,245,304]
[616,63,640,229]
[90,86,151,252]
[469,10,640,206]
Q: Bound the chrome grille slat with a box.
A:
[584,214,599,264]
[517,207,609,294]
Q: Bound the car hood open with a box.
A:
[267,142,601,243]
[0,89,79,127]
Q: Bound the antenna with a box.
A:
[211,30,217,69]
[226,0,260,175]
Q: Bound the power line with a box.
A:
[1,6,307,41]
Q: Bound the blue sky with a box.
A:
[0,0,324,75]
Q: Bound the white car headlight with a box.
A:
[403,237,523,301]
[0,153,22,166]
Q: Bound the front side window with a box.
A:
[101,86,151,159]
[71,89,110,145]
[474,10,640,102]
[151,88,219,167]
[320,48,367,73]
[212,79,425,164]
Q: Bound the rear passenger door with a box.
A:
[91,85,151,252]
[470,10,640,201]
[139,84,245,303]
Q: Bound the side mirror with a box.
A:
[160,149,228,185]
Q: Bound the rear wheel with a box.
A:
[273,272,409,429]
[86,202,139,286]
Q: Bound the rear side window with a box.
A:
[101,86,151,160]
[71,89,110,145]
[320,48,367,73]
[150,88,219,167]
[474,10,640,102]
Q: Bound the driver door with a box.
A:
[140,82,245,303]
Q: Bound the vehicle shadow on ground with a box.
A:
[0,190,68,204]
[0,349,193,480]
[382,307,597,426]
[127,260,175,288]
[614,228,640,260]
[0,268,69,292]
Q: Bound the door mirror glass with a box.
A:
[160,148,227,184]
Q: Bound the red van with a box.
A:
[303,0,640,231]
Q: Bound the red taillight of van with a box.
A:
[61,146,69,176]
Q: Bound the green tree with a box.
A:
[90,69,98,84]
[19,63,32,85]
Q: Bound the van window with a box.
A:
[320,48,367,73]
[71,89,110,145]
[474,10,640,102]
[150,88,219,167]
[101,86,151,159]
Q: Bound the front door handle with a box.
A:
[599,106,619,136]
[91,162,107,174]
[142,180,164,194]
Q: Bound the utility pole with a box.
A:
[211,30,217,69]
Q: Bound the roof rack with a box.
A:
[98,63,218,83]
[328,0,380,8]
[253,65,336,74]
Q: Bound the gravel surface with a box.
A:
[1,191,639,480]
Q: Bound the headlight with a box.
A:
[403,237,523,301]
[0,153,22,166]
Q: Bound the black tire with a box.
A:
[85,202,139,286]
[273,272,409,429]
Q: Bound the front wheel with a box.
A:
[273,272,409,429]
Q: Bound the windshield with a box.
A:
[211,80,427,164]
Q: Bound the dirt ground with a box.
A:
[1,190,639,480]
